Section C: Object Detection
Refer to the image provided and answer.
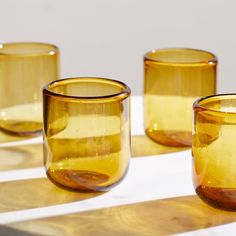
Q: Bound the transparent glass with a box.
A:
[0,42,60,137]
[43,77,131,192]
[144,48,217,147]
[193,94,236,210]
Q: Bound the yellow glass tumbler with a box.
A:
[144,48,217,147]
[193,94,236,211]
[0,42,60,137]
[43,77,131,192]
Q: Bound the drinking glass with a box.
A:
[43,77,131,192]
[144,48,217,147]
[193,94,236,210]
[0,42,59,137]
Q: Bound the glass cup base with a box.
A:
[196,185,236,211]
[145,129,192,147]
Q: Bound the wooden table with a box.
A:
[0,96,236,236]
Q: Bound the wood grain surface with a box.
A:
[0,135,208,236]
[8,195,236,235]
[0,178,102,212]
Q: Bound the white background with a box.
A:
[0,0,235,94]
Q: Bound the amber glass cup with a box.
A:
[0,42,59,137]
[193,94,236,211]
[43,77,131,192]
[144,48,217,147]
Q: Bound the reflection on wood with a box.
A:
[0,144,43,170]
[0,178,102,212]
[9,195,236,235]
[131,135,189,157]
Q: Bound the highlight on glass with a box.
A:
[192,94,236,211]
[43,77,131,192]
[0,42,60,137]
[144,48,217,147]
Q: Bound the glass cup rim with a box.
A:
[144,47,217,65]
[193,93,236,115]
[0,42,59,57]
[43,77,131,102]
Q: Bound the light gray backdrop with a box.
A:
[0,0,235,95]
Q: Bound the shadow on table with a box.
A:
[0,225,40,236]
[0,177,103,212]
[9,195,236,235]
[0,144,43,171]
[131,135,189,157]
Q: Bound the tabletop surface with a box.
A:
[0,96,236,236]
